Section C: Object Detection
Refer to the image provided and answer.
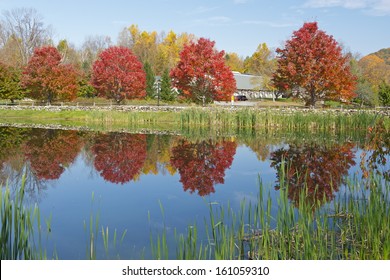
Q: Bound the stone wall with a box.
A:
[236,89,275,99]
[0,104,187,112]
[0,104,389,116]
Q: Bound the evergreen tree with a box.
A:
[0,63,24,103]
[379,82,390,106]
[144,61,155,99]
[160,68,175,101]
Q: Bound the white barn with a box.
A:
[233,72,275,99]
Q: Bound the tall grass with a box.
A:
[1,107,384,134]
[84,192,127,260]
[150,169,390,260]
[0,176,49,259]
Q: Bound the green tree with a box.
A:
[144,61,155,99]
[0,62,23,103]
[378,83,390,106]
[77,78,96,98]
[225,52,245,73]
[160,68,175,101]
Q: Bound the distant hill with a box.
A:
[369,48,390,65]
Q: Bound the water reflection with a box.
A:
[24,129,83,180]
[270,142,356,207]
[170,138,237,196]
[1,125,389,204]
[361,118,390,181]
[91,133,147,184]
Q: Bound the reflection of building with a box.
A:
[233,72,274,99]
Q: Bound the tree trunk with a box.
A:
[47,92,52,105]
[305,91,316,107]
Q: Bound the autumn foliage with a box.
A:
[360,118,390,181]
[270,142,356,207]
[22,46,79,103]
[92,133,147,184]
[170,138,237,196]
[91,46,146,103]
[170,38,236,104]
[24,130,83,180]
[273,22,356,106]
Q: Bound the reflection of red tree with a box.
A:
[270,142,356,207]
[170,139,237,196]
[361,118,390,181]
[24,130,82,180]
[92,133,147,184]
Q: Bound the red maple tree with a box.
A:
[270,142,356,208]
[22,46,79,104]
[170,38,236,105]
[24,130,83,180]
[91,46,146,103]
[91,133,147,184]
[170,139,237,196]
[273,22,356,107]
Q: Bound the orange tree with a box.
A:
[273,22,356,107]
[270,142,356,208]
[24,130,83,180]
[91,46,146,104]
[170,38,236,105]
[22,46,79,104]
[170,138,237,196]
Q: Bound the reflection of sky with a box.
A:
[34,145,279,259]
[5,140,389,259]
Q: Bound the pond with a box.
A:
[0,124,389,259]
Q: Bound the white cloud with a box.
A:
[369,0,390,15]
[304,0,390,15]
[243,20,297,28]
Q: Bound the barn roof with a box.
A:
[233,72,262,90]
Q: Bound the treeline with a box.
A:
[0,8,270,105]
[1,8,390,107]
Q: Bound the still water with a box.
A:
[0,126,388,259]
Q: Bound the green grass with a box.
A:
[150,170,390,260]
[0,176,49,260]
[1,106,386,133]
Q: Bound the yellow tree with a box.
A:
[358,54,390,92]
[245,43,275,76]
[225,52,245,73]
[156,30,181,74]
[245,43,276,92]
[122,24,159,72]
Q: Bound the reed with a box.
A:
[1,107,385,134]
[150,167,390,260]
[0,176,49,259]
[84,192,127,260]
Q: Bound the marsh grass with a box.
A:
[1,107,384,133]
[0,176,50,259]
[150,167,390,260]
[84,192,127,260]
[2,171,388,260]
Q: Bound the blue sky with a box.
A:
[1,0,389,57]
